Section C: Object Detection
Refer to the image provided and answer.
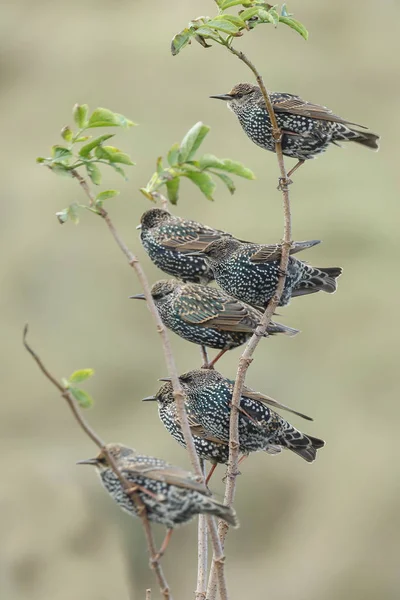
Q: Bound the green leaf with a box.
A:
[56,208,69,224]
[110,164,127,179]
[171,28,193,56]
[212,171,236,194]
[179,122,210,163]
[258,8,277,25]
[167,143,180,166]
[184,171,216,200]
[70,387,93,408]
[196,17,240,36]
[73,104,89,129]
[68,202,80,224]
[95,145,135,165]
[166,177,180,205]
[69,368,95,383]
[51,145,73,161]
[88,108,135,129]
[156,157,163,175]
[96,189,119,202]
[86,163,102,185]
[61,126,73,142]
[219,14,247,29]
[140,188,156,201]
[198,154,255,179]
[74,136,90,143]
[279,16,308,40]
[239,7,262,21]
[219,0,250,8]
[36,157,46,163]
[79,134,115,157]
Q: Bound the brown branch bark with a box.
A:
[68,169,228,599]
[206,44,292,599]
[23,325,172,600]
[195,462,208,600]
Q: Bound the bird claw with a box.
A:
[277,177,293,191]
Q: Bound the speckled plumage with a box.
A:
[138,208,233,284]
[211,83,379,162]
[133,279,298,353]
[199,237,342,308]
[147,371,324,464]
[78,443,238,528]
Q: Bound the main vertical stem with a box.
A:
[206,45,292,600]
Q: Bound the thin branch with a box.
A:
[23,325,172,600]
[207,517,227,600]
[68,169,229,599]
[195,462,208,600]
[207,44,292,599]
[146,590,152,600]
[151,191,169,211]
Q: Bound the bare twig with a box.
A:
[151,191,169,211]
[23,325,172,600]
[206,44,292,599]
[195,461,208,600]
[146,590,152,600]
[68,169,229,599]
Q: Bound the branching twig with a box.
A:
[68,169,228,599]
[206,45,292,599]
[23,325,172,600]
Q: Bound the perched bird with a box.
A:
[210,83,379,178]
[192,237,342,308]
[143,370,324,481]
[78,443,238,550]
[131,279,298,367]
[137,207,233,284]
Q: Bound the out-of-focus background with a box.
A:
[1,0,399,598]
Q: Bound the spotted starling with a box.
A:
[78,443,238,529]
[143,370,324,469]
[131,280,298,366]
[193,237,342,308]
[211,83,379,177]
[138,207,233,284]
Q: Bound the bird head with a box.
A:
[137,208,171,231]
[201,237,241,262]
[130,279,178,302]
[77,443,135,472]
[142,380,174,406]
[210,83,260,110]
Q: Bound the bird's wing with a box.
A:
[242,385,313,421]
[179,287,258,332]
[160,227,227,252]
[249,244,283,263]
[126,461,209,493]
[271,93,367,128]
[250,240,321,263]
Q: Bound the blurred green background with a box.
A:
[1,0,399,598]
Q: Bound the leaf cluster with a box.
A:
[140,122,255,204]
[171,2,307,56]
[62,369,95,408]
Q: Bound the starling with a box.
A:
[78,443,238,530]
[194,237,342,308]
[211,83,379,177]
[143,370,324,474]
[131,279,298,366]
[137,207,232,284]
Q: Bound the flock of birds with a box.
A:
[78,83,379,545]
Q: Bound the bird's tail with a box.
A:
[267,321,300,337]
[205,497,239,528]
[333,124,380,150]
[277,426,325,463]
[292,265,342,298]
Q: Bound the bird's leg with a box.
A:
[286,159,305,179]
[228,402,262,426]
[238,455,249,467]
[205,463,218,486]
[207,348,228,369]
[126,484,165,502]
[200,345,210,368]
[152,528,174,562]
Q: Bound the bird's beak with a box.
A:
[210,94,233,101]
[158,377,172,382]
[129,293,146,300]
[184,251,205,257]
[136,224,142,230]
[76,458,98,466]
[142,395,157,402]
